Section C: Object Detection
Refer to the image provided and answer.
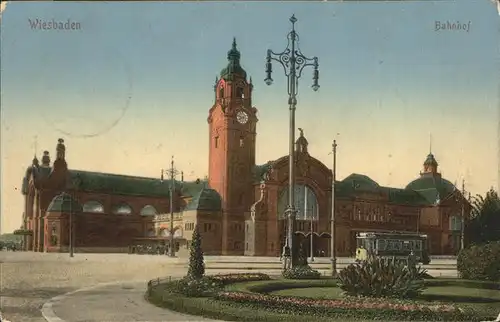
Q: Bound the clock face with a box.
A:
[236,111,249,124]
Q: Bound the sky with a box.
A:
[1,1,499,234]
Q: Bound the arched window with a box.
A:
[140,205,158,216]
[112,203,132,215]
[450,215,462,231]
[236,87,244,98]
[146,229,155,237]
[277,185,319,220]
[160,228,168,236]
[174,228,183,238]
[83,201,105,213]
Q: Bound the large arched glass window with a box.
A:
[112,203,132,215]
[83,201,104,213]
[140,205,158,216]
[450,215,462,231]
[277,185,319,220]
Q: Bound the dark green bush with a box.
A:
[163,276,223,297]
[187,225,205,279]
[338,256,427,299]
[210,273,271,285]
[282,265,321,280]
[457,241,500,281]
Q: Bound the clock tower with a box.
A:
[208,38,258,255]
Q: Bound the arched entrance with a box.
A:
[277,185,321,257]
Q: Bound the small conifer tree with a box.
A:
[187,225,205,279]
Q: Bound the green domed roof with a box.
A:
[47,192,83,213]
[185,187,222,211]
[220,38,247,81]
[405,174,456,204]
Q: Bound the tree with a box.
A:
[466,188,500,245]
[187,225,205,279]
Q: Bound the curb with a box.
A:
[41,279,150,322]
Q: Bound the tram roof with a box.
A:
[357,231,428,239]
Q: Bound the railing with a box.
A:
[153,214,183,221]
[146,276,174,297]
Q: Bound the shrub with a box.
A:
[338,256,427,299]
[283,265,321,280]
[210,273,271,285]
[457,241,500,281]
[155,273,271,298]
[187,225,204,279]
[164,276,223,297]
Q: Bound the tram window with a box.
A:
[366,240,375,251]
[403,241,410,250]
[357,238,363,248]
[377,239,387,251]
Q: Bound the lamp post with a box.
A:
[460,179,466,251]
[330,140,337,276]
[305,186,314,262]
[69,195,74,258]
[69,176,82,258]
[161,156,183,258]
[265,14,320,269]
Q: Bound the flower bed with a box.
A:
[214,291,480,321]
[148,275,485,321]
[210,273,271,285]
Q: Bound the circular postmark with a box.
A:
[40,47,133,138]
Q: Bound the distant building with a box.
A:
[20,40,468,256]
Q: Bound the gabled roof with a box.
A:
[68,170,175,197]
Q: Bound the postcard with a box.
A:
[1,1,499,322]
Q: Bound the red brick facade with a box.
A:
[20,40,468,256]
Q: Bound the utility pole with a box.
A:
[460,179,466,251]
[161,156,183,257]
[330,139,337,276]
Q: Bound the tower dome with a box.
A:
[219,38,247,81]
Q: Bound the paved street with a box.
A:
[45,280,224,322]
[1,252,186,322]
[0,252,458,322]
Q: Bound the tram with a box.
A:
[355,231,431,265]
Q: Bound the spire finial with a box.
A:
[429,133,433,154]
[298,128,304,137]
[232,37,237,50]
[33,135,38,157]
[290,14,297,29]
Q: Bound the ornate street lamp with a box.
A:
[161,156,184,258]
[265,14,320,268]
